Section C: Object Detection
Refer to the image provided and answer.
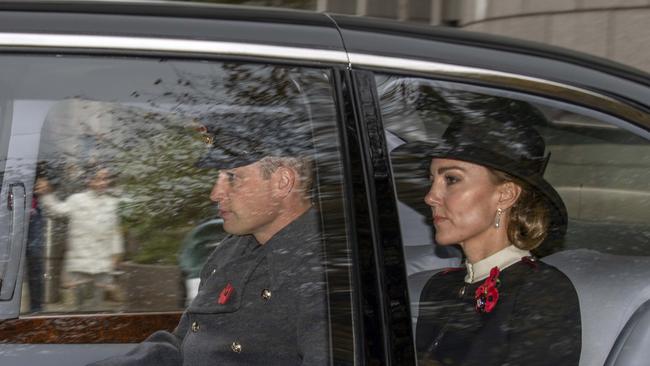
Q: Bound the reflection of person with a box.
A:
[26,193,46,313]
[35,167,124,308]
[403,105,581,365]
[90,113,328,366]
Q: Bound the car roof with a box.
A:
[330,14,650,87]
[0,1,640,64]
[1,1,646,76]
[0,0,648,111]
[0,0,344,51]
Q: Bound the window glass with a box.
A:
[0,102,10,184]
[3,56,345,324]
[376,75,649,259]
[375,74,650,363]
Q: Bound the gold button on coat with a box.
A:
[261,289,272,301]
[231,341,242,353]
[191,321,200,332]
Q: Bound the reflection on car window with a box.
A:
[0,105,10,186]
[377,75,650,259]
[376,74,650,365]
[5,56,344,337]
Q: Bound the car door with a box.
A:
[0,3,366,365]
[337,14,650,366]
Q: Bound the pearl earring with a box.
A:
[495,208,503,228]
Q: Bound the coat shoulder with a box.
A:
[419,267,466,301]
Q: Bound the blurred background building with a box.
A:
[184,0,650,73]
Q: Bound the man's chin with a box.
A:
[222,222,247,236]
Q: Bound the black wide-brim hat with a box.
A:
[195,111,314,169]
[392,108,568,240]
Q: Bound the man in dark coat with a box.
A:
[90,112,328,366]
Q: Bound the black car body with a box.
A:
[0,1,648,365]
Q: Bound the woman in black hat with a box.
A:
[413,103,581,366]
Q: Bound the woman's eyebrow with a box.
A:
[433,166,467,174]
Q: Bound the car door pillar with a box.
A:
[0,182,26,315]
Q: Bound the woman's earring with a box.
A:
[495,208,503,228]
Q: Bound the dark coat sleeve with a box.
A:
[87,314,188,366]
[86,238,236,366]
[292,237,329,366]
[296,276,329,365]
[504,267,581,366]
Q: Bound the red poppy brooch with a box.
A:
[475,266,500,314]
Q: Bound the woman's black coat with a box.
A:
[416,259,581,366]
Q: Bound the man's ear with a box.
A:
[498,181,522,210]
[275,166,296,197]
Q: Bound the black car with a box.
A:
[0,1,648,365]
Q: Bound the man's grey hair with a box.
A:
[258,156,314,198]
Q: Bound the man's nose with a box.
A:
[210,175,226,203]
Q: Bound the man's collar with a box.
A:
[465,245,531,284]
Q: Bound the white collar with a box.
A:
[464,245,531,284]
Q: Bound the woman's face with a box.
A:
[424,158,503,247]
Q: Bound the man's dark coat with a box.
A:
[91,209,328,366]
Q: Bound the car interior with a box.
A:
[379,75,650,366]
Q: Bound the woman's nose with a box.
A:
[424,181,441,207]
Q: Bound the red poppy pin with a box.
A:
[218,283,234,305]
[475,266,500,314]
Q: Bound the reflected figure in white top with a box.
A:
[35,167,124,309]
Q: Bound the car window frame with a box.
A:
[0,39,364,366]
[352,56,649,366]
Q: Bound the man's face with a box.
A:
[209,161,281,240]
